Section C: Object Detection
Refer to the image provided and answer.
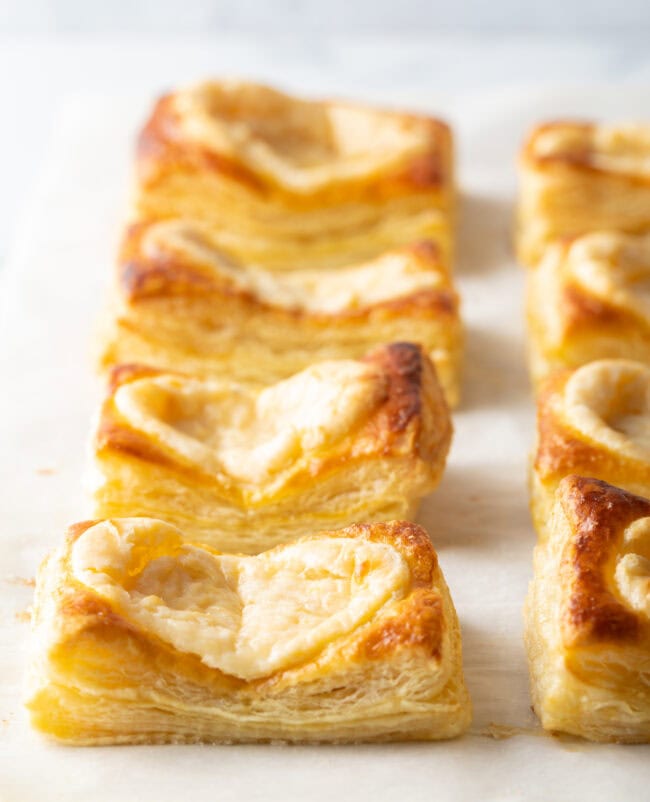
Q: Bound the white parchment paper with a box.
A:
[2,85,650,801]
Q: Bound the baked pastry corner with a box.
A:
[26,518,472,744]
[525,475,650,742]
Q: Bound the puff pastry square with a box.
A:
[135,80,455,271]
[530,359,650,540]
[526,231,650,387]
[99,220,462,406]
[525,475,650,742]
[92,343,452,553]
[518,122,650,266]
[26,517,472,744]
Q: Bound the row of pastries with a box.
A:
[27,82,472,744]
[518,123,650,741]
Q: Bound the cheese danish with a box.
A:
[27,518,472,744]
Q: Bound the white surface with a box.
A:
[2,85,650,800]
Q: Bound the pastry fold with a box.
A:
[517,121,650,266]
[526,231,650,387]
[525,475,650,742]
[135,80,454,271]
[26,517,472,744]
[530,359,650,540]
[92,343,452,553]
[99,219,462,406]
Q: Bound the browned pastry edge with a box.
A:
[96,342,450,488]
[557,475,650,648]
[136,92,453,203]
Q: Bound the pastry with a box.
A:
[99,219,462,406]
[135,80,455,271]
[517,121,650,266]
[526,231,650,387]
[525,474,650,742]
[92,343,452,553]
[530,358,650,540]
[26,517,472,744]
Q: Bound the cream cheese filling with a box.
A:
[112,361,385,485]
[71,518,410,680]
[563,359,650,462]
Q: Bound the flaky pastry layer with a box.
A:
[526,231,650,387]
[530,359,650,541]
[92,344,452,553]
[134,80,455,270]
[525,475,650,742]
[517,121,650,266]
[99,220,462,405]
[26,518,472,744]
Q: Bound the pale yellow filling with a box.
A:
[615,517,650,618]
[71,518,409,680]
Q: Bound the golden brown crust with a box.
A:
[525,474,650,742]
[558,476,645,647]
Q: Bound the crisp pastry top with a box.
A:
[536,359,650,479]
[96,343,450,501]
[537,231,650,336]
[138,80,451,198]
[119,219,454,312]
[522,121,650,180]
[68,518,410,680]
[549,476,650,654]
[39,517,448,683]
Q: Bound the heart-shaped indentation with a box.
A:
[112,360,386,489]
[563,359,650,462]
[72,518,409,680]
